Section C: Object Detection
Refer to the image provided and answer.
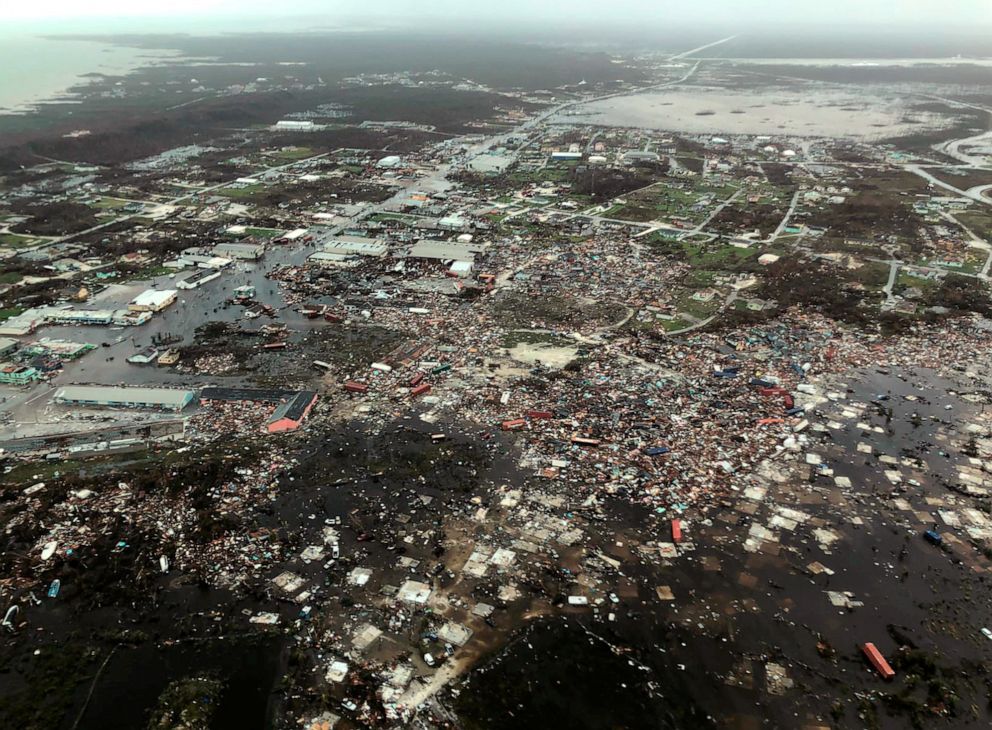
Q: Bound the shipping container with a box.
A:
[501,419,526,431]
[410,383,432,397]
[343,381,368,394]
[527,410,553,419]
[671,519,682,542]
[862,643,895,680]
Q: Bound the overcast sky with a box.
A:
[4,0,991,28]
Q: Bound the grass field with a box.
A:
[216,183,264,199]
[0,233,39,248]
[243,227,284,239]
[266,146,314,162]
[0,306,26,320]
[91,197,132,210]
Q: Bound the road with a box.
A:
[667,289,740,336]
[670,35,738,61]
[684,189,742,237]
[0,34,743,437]
[769,190,802,242]
[904,163,992,206]
[881,260,900,305]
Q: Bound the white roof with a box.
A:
[55,385,194,408]
[377,155,402,168]
[130,289,177,307]
[408,239,486,262]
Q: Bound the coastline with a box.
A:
[0,33,184,116]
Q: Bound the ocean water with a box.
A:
[0,33,182,114]
[0,15,363,116]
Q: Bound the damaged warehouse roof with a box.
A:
[53,385,196,411]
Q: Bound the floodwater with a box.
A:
[454,365,992,729]
[455,618,712,729]
[0,32,182,115]
[74,636,286,730]
[563,86,956,139]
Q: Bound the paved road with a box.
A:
[684,189,742,237]
[670,35,738,61]
[769,190,802,242]
[667,290,740,336]
[882,261,900,305]
[904,164,992,206]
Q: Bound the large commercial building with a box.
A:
[212,242,265,260]
[309,235,389,267]
[317,235,388,258]
[0,338,18,358]
[406,240,487,264]
[274,120,316,132]
[54,386,196,412]
[129,289,178,313]
[177,269,222,290]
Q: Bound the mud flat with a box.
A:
[563,85,959,139]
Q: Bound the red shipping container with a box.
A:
[344,381,368,394]
[408,372,425,387]
[501,419,526,431]
[862,643,895,680]
[527,410,553,419]
[672,519,682,543]
[410,383,432,397]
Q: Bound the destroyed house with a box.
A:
[267,391,318,433]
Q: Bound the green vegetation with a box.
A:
[0,272,23,285]
[0,642,99,730]
[91,196,132,210]
[369,213,417,224]
[647,234,759,271]
[147,675,225,730]
[923,249,987,275]
[673,289,723,319]
[501,330,575,348]
[266,146,314,161]
[506,168,570,184]
[956,210,992,240]
[660,316,694,332]
[0,233,39,248]
[216,183,264,199]
[609,180,739,225]
[120,265,175,282]
[0,306,25,320]
[243,227,284,239]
